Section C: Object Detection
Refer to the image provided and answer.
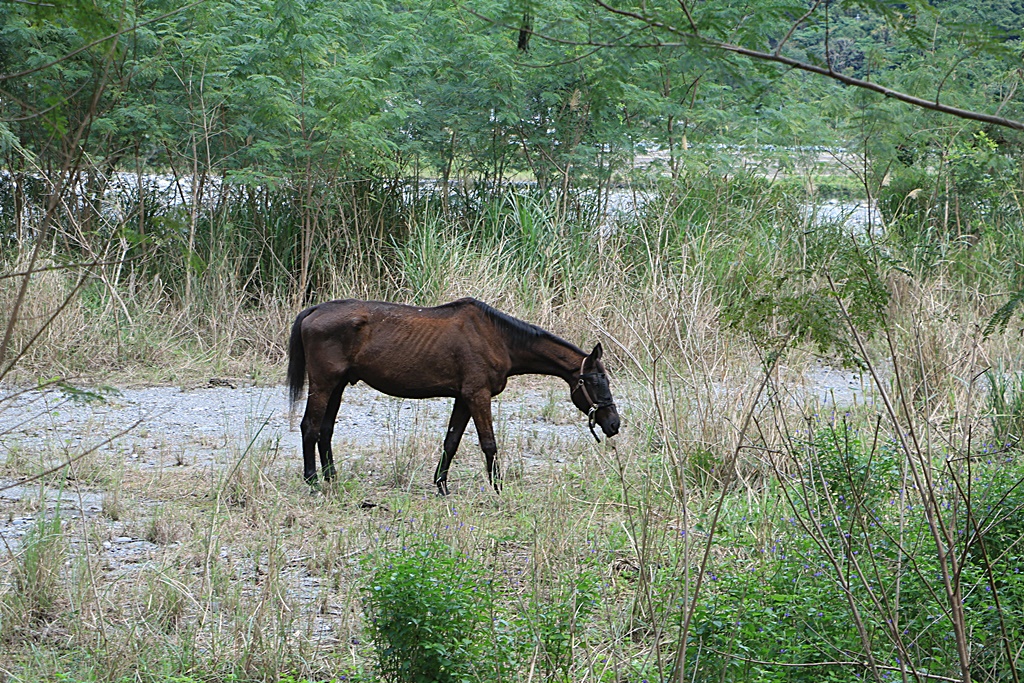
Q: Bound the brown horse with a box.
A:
[287,297,620,494]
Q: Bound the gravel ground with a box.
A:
[0,382,601,579]
[0,380,593,467]
[0,366,874,652]
[0,363,873,481]
[0,378,597,524]
[0,364,873,553]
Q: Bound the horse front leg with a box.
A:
[435,397,470,496]
[468,393,500,493]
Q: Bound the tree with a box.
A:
[508,0,1024,131]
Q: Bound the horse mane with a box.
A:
[451,298,583,352]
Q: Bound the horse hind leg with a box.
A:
[317,381,346,482]
[435,397,471,496]
[300,385,329,487]
[300,372,345,488]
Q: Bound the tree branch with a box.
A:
[0,0,210,83]
[775,0,825,58]
[708,38,1024,130]
[579,0,1024,130]
[702,646,964,683]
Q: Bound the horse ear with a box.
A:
[590,343,603,360]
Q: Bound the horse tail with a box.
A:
[287,306,315,405]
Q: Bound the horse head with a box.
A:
[571,343,620,440]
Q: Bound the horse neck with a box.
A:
[508,334,584,383]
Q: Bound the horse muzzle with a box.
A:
[599,408,620,437]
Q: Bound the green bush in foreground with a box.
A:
[362,542,505,683]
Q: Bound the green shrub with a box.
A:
[362,541,505,683]
[961,456,1024,682]
[812,417,901,510]
[880,131,1023,280]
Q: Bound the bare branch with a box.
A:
[702,647,965,683]
[0,257,95,382]
[589,0,684,39]
[674,0,698,34]
[0,29,126,379]
[936,48,977,106]
[0,256,134,282]
[775,0,825,57]
[586,0,1024,130]
[673,352,782,681]
[0,78,92,122]
[824,0,834,73]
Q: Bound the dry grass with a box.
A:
[3,182,1024,681]
[0,378,651,678]
[1,299,1021,681]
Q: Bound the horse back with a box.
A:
[299,299,511,398]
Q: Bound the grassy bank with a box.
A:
[3,166,1024,682]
